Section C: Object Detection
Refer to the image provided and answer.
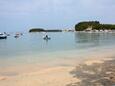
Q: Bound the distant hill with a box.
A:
[75,21,115,31]
[29,28,62,32]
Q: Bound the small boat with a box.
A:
[0,33,7,39]
[14,35,19,38]
[43,37,51,40]
[14,32,22,38]
[43,35,51,40]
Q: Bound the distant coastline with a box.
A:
[29,21,115,33]
[29,28,62,32]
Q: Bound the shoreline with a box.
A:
[0,50,115,86]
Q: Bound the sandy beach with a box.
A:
[0,66,80,86]
[0,50,115,86]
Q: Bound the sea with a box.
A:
[0,32,115,75]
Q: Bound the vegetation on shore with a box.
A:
[29,28,62,32]
[29,28,45,32]
[29,21,115,32]
[75,21,115,31]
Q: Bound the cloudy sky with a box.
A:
[0,0,115,32]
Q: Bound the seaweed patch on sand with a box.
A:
[67,58,115,86]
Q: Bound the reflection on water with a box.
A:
[74,32,100,47]
[75,32,100,43]
[74,32,115,48]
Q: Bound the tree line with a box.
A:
[75,21,115,31]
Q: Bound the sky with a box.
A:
[0,0,115,32]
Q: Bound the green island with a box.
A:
[75,21,115,31]
[29,28,62,32]
[29,28,45,32]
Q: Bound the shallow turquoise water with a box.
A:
[0,32,115,67]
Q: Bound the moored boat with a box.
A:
[14,35,19,38]
[0,33,7,39]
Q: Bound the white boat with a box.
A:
[0,33,7,39]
